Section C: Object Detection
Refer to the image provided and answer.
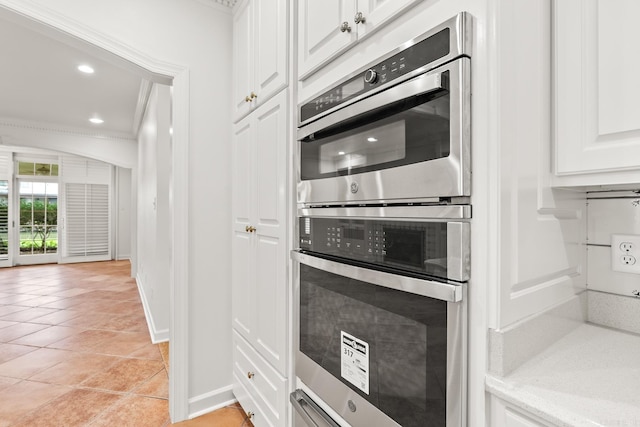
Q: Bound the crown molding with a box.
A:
[192,0,236,13]
[0,117,137,142]
[212,0,238,8]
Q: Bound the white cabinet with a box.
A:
[233,331,288,427]
[232,0,288,122]
[298,0,423,79]
[232,89,288,375]
[553,0,640,187]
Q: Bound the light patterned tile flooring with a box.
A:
[0,261,251,427]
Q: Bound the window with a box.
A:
[17,161,59,177]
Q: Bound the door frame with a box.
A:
[0,2,191,421]
[13,176,60,266]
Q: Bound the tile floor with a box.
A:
[0,261,251,427]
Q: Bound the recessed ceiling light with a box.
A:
[367,137,378,142]
[89,118,104,124]
[78,65,95,74]
[338,151,346,155]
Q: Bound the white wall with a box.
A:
[0,124,137,168]
[0,0,234,419]
[116,167,132,260]
[137,84,171,342]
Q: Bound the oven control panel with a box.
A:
[299,217,450,278]
[299,27,452,124]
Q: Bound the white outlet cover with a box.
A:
[611,234,640,274]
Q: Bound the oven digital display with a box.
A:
[341,78,364,99]
[383,228,424,269]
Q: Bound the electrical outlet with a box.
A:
[611,234,640,274]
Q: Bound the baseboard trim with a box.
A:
[188,385,236,419]
[136,275,169,343]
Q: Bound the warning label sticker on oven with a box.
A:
[340,331,370,395]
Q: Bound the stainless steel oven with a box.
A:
[297,13,471,207]
[291,206,469,427]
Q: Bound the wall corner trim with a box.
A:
[188,385,236,419]
[136,275,170,343]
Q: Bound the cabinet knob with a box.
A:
[249,226,256,233]
[246,411,254,419]
[340,21,352,33]
[250,92,257,100]
[247,371,255,379]
[354,12,366,24]
[246,226,256,233]
[245,95,251,103]
[245,225,250,232]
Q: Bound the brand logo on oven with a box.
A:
[350,182,359,194]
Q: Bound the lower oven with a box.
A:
[290,207,469,427]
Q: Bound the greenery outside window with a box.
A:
[18,161,59,177]
[19,182,58,255]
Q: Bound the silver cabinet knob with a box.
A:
[354,12,366,24]
[340,21,351,33]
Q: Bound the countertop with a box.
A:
[486,323,640,427]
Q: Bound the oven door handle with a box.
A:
[297,70,446,141]
[291,250,463,302]
[290,390,341,427]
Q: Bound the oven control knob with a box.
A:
[364,69,378,84]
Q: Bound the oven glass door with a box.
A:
[300,82,450,181]
[299,262,448,427]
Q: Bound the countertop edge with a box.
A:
[485,374,589,427]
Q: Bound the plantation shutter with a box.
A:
[60,155,112,263]
[0,153,8,179]
[0,153,8,261]
[64,183,109,257]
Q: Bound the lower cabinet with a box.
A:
[489,395,553,427]
[233,330,288,427]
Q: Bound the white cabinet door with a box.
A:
[298,0,357,79]
[553,0,640,185]
[234,0,288,122]
[231,91,288,375]
[233,0,253,121]
[254,0,288,106]
[356,0,423,40]
[232,116,255,341]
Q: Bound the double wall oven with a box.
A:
[291,13,472,427]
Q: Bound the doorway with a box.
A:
[15,179,59,265]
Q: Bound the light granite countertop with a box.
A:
[486,323,640,427]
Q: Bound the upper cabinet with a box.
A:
[298,0,423,80]
[232,0,288,122]
[553,0,640,187]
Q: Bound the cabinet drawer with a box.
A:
[233,372,269,427]
[233,330,288,427]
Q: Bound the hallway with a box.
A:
[0,261,248,426]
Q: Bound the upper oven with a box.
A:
[297,13,471,207]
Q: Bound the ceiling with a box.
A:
[0,9,149,140]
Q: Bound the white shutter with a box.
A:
[61,156,110,184]
[0,152,9,180]
[64,183,109,258]
[60,154,112,263]
[0,153,9,261]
